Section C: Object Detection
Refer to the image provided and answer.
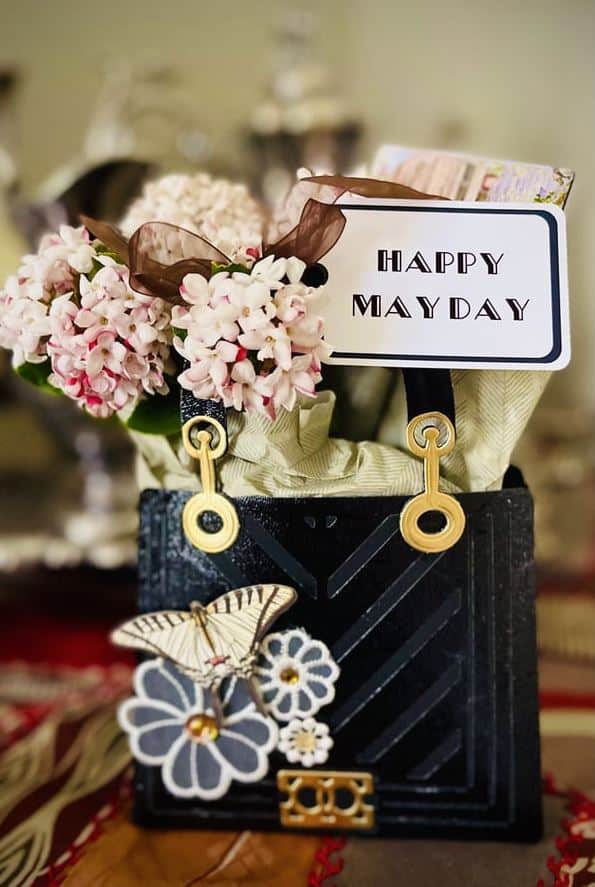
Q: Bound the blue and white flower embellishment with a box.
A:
[119,658,277,800]
[118,625,341,796]
[254,628,340,721]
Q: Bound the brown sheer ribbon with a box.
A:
[81,175,439,304]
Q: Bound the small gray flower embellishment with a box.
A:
[119,658,277,799]
[254,628,340,721]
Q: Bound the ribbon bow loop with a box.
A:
[81,175,438,304]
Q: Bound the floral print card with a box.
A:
[372,144,574,207]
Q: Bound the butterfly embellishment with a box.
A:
[111,584,297,720]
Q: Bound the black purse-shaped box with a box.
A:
[133,375,542,841]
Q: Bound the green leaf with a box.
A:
[95,242,124,262]
[15,359,61,395]
[125,383,182,436]
[172,326,187,341]
[211,261,250,276]
[86,244,125,280]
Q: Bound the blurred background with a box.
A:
[0,0,594,665]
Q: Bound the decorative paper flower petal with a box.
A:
[276,692,293,717]
[194,743,224,794]
[225,715,275,747]
[216,724,275,783]
[257,670,273,686]
[134,721,184,765]
[256,652,276,672]
[308,663,334,678]
[119,698,182,731]
[298,690,313,711]
[162,733,199,797]
[307,680,331,700]
[260,686,277,704]
[219,677,253,720]
[118,698,184,765]
[266,637,283,658]
[215,733,260,776]
[300,646,324,664]
[135,658,193,712]
[287,633,306,657]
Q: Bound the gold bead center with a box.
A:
[280,666,300,685]
[185,713,219,743]
[295,731,317,752]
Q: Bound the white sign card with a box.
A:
[319,199,569,370]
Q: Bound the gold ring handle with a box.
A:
[182,492,240,554]
[400,412,466,553]
[182,415,227,460]
[400,491,465,553]
[181,415,240,554]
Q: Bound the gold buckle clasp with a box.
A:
[277,769,375,830]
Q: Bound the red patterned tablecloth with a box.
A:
[0,578,592,887]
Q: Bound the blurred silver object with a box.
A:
[0,68,164,572]
[11,61,213,240]
[0,68,18,192]
[248,9,361,206]
[83,61,211,171]
[11,158,152,244]
[0,59,221,573]
[0,378,138,572]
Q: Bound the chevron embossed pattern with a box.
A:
[330,589,462,736]
[136,488,542,840]
[327,514,402,598]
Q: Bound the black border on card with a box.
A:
[328,204,562,365]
